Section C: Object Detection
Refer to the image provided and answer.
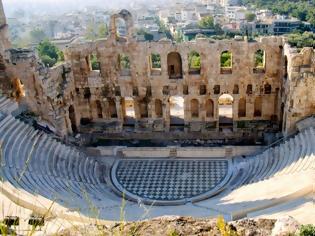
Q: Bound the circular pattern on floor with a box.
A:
[111,159,231,204]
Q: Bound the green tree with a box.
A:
[151,53,161,69]
[40,55,56,67]
[245,12,256,22]
[29,28,47,43]
[299,224,315,236]
[37,40,63,67]
[255,50,264,67]
[198,16,215,29]
[287,32,315,48]
[91,54,100,70]
[188,51,201,69]
[119,54,130,69]
[221,51,232,68]
[98,24,108,38]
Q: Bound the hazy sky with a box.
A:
[3,0,144,16]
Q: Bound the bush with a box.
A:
[37,39,64,67]
[40,55,56,67]
[298,224,315,236]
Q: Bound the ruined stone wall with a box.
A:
[283,46,315,134]
[3,8,315,141]
[6,50,73,136]
[62,11,284,139]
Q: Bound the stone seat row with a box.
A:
[231,127,315,188]
[0,97,18,115]
[0,111,117,208]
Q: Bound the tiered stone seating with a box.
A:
[0,97,118,211]
[0,96,314,222]
[229,127,315,190]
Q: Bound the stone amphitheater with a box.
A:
[0,1,315,234]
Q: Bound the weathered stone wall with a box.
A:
[1,8,314,141]
[62,11,284,140]
[283,46,315,134]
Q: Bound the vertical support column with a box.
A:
[184,96,189,133]
[233,98,239,132]
[164,96,170,132]
[133,98,141,120]
[213,96,219,132]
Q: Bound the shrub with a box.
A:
[298,224,315,236]
[40,55,56,67]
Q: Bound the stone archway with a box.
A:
[218,94,234,127]
[69,105,77,133]
[170,96,184,125]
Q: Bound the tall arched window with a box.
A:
[206,99,214,118]
[69,105,77,133]
[191,99,199,118]
[150,53,161,75]
[167,52,183,79]
[188,51,201,75]
[96,100,103,118]
[254,49,265,73]
[238,98,246,118]
[155,99,163,118]
[264,83,272,94]
[139,100,149,118]
[254,97,262,117]
[108,98,117,118]
[220,51,232,74]
[118,53,131,76]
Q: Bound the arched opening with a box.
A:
[170,96,184,126]
[254,97,262,117]
[214,85,220,95]
[108,98,117,118]
[238,97,246,118]
[96,100,103,118]
[150,53,161,75]
[199,85,207,95]
[218,94,233,127]
[264,83,272,94]
[91,53,100,71]
[139,100,149,118]
[122,97,135,126]
[246,84,253,94]
[280,103,285,131]
[191,99,199,118]
[220,51,232,74]
[167,52,182,79]
[284,56,288,79]
[233,84,239,94]
[116,17,127,38]
[118,53,131,76]
[206,99,214,118]
[188,51,201,75]
[254,49,265,73]
[69,105,77,133]
[155,99,163,118]
[84,87,91,99]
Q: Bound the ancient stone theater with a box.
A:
[0,1,314,231]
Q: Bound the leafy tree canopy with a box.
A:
[198,16,215,29]
[287,32,315,48]
[245,12,256,22]
[240,0,315,25]
[37,40,64,67]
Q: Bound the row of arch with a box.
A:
[114,49,266,78]
[68,94,270,133]
[86,49,266,78]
